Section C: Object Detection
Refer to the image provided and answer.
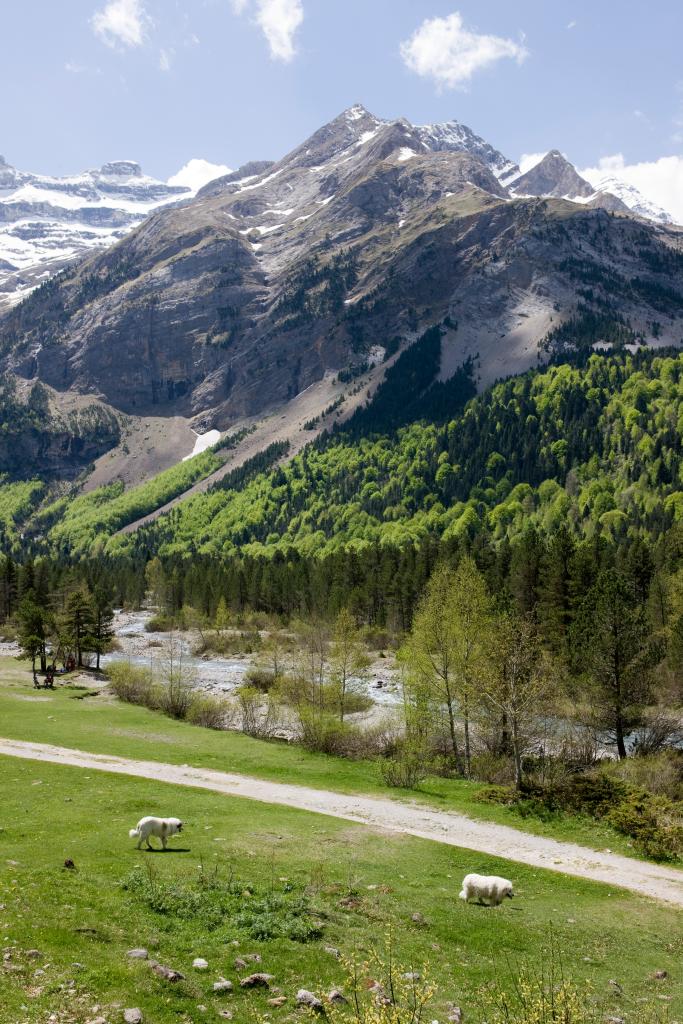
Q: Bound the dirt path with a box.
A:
[2,737,683,906]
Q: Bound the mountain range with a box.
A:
[0,156,192,308]
[1,104,682,494]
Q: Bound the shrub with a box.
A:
[631,712,683,757]
[606,751,683,802]
[244,667,277,692]
[157,677,195,720]
[145,614,175,633]
[470,752,513,784]
[294,708,386,758]
[479,768,683,862]
[187,694,233,730]
[477,784,520,806]
[379,742,429,789]
[606,792,683,861]
[237,686,281,738]
[107,663,156,707]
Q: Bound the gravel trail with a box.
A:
[2,737,682,906]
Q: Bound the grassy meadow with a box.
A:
[1,755,682,1024]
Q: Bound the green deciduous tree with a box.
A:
[329,607,370,721]
[401,559,496,775]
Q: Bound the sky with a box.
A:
[2,1,683,216]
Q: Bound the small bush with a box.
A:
[606,792,683,861]
[244,667,277,692]
[157,677,195,720]
[198,630,262,656]
[477,784,520,806]
[107,663,156,707]
[187,694,232,730]
[237,686,281,739]
[379,743,429,789]
[470,752,514,784]
[478,769,683,862]
[145,614,175,633]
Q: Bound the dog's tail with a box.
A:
[129,827,140,838]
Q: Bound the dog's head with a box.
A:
[168,818,183,835]
[502,881,514,899]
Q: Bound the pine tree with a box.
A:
[571,571,654,759]
[90,584,115,671]
[16,592,51,674]
[61,586,95,668]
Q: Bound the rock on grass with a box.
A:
[240,973,274,988]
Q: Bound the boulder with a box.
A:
[297,990,324,1012]
[213,979,234,993]
[240,973,274,988]
[150,961,184,983]
[328,990,348,1005]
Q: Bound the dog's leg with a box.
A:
[136,836,143,850]
[161,836,167,850]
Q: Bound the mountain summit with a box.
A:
[511,150,595,199]
[2,106,682,435]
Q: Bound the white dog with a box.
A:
[459,872,513,906]
[129,816,183,850]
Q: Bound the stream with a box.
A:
[103,609,403,707]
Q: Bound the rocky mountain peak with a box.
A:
[415,119,519,179]
[98,160,144,178]
[511,150,594,199]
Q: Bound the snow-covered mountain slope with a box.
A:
[587,175,674,225]
[413,118,518,179]
[0,156,192,307]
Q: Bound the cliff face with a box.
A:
[2,107,683,430]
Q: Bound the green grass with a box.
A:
[1,755,681,1024]
[0,657,658,861]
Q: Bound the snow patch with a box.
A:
[182,429,221,461]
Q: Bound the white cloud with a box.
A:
[65,61,87,73]
[400,11,528,90]
[567,20,577,29]
[580,154,683,223]
[168,159,233,193]
[159,47,173,71]
[92,0,149,48]
[519,151,547,173]
[233,0,303,61]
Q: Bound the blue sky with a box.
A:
[2,0,683,210]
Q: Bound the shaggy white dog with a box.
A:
[129,816,183,850]
[459,872,513,906]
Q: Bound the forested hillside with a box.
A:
[3,345,683,567]
[102,348,683,562]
